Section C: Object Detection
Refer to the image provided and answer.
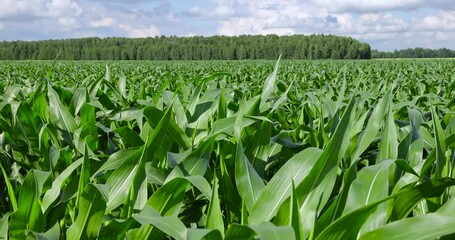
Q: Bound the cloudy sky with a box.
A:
[0,0,454,51]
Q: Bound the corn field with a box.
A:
[0,59,455,239]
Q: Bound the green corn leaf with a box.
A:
[210,116,256,136]
[395,159,420,178]
[249,147,322,224]
[143,106,191,150]
[70,88,88,115]
[278,97,357,233]
[106,107,171,213]
[360,214,455,240]
[225,224,255,240]
[16,102,40,141]
[77,143,91,208]
[342,159,394,235]
[317,177,455,240]
[93,148,138,176]
[431,105,447,178]
[164,90,188,129]
[377,103,398,162]
[235,141,265,212]
[98,218,139,240]
[0,162,17,211]
[127,178,189,239]
[316,197,391,240]
[113,126,144,148]
[260,55,281,112]
[41,158,82,212]
[206,175,224,236]
[314,163,357,237]
[225,223,295,240]
[117,76,127,99]
[290,181,304,240]
[44,222,61,240]
[9,170,50,239]
[270,80,293,114]
[187,228,223,240]
[391,177,455,221]
[105,147,143,212]
[0,212,11,239]
[352,92,389,163]
[48,86,77,133]
[165,135,214,182]
[67,184,108,240]
[131,205,187,240]
[123,106,171,217]
[218,89,227,120]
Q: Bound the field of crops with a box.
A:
[1,59,455,239]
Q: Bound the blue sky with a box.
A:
[1,0,454,51]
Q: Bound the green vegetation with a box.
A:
[373,48,455,58]
[0,34,371,60]
[0,59,455,239]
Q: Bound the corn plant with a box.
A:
[0,59,454,239]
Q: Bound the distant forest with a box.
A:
[0,35,371,60]
[373,48,455,58]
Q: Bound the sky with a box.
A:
[0,0,455,51]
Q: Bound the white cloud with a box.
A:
[218,17,295,35]
[216,0,329,35]
[358,13,408,34]
[314,0,423,13]
[0,0,83,20]
[0,0,83,31]
[90,17,116,27]
[46,0,84,18]
[416,11,455,31]
[119,24,160,38]
[188,0,242,19]
[57,17,81,30]
[89,0,159,3]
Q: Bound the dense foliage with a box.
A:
[0,59,455,239]
[0,35,371,60]
[373,48,455,58]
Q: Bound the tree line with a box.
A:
[372,48,455,58]
[0,34,371,60]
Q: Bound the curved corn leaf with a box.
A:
[391,177,455,220]
[41,158,82,212]
[351,92,389,163]
[127,178,189,239]
[206,175,224,236]
[431,105,447,179]
[122,106,171,217]
[187,228,223,240]
[249,147,322,223]
[260,55,281,112]
[342,159,394,235]
[290,181,304,240]
[0,162,17,211]
[316,177,455,240]
[143,106,191,150]
[235,142,265,212]
[360,214,455,240]
[10,170,50,239]
[0,212,11,239]
[377,103,398,163]
[131,205,187,240]
[48,86,76,133]
[67,184,108,240]
[225,223,295,240]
